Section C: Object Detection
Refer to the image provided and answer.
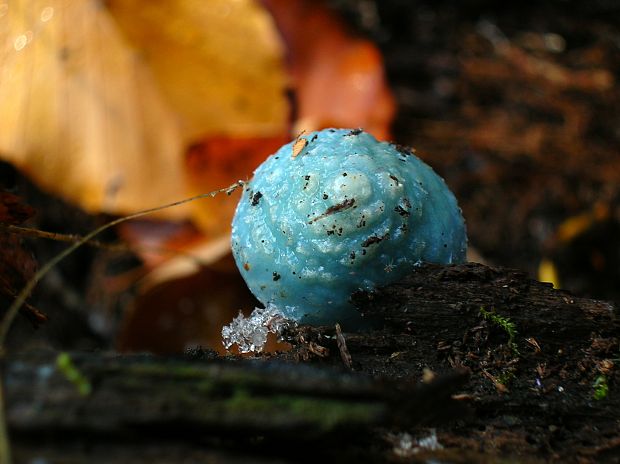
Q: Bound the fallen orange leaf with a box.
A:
[265,0,395,139]
[184,135,289,235]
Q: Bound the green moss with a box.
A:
[56,352,92,396]
[103,361,384,431]
[227,388,383,431]
[126,363,269,388]
[593,375,609,400]
[479,307,520,357]
[126,363,210,379]
[497,370,516,387]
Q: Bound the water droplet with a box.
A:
[544,33,565,53]
[14,34,28,51]
[40,6,54,22]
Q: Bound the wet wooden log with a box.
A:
[281,263,620,462]
[5,350,468,463]
[5,263,619,463]
[286,263,617,373]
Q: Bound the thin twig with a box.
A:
[1,224,130,252]
[335,323,353,370]
[0,375,9,464]
[1,224,213,268]
[0,180,244,351]
[481,368,509,394]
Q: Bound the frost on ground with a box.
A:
[221,304,296,353]
[388,430,443,458]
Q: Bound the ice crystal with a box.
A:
[417,430,443,451]
[221,304,295,353]
[390,430,443,457]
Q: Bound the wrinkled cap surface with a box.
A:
[232,128,467,326]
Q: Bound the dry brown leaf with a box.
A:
[116,219,233,289]
[117,257,259,354]
[0,190,47,326]
[265,0,395,139]
[0,190,35,224]
[184,134,288,235]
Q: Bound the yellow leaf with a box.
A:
[538,258,560,288]
[556,203,609,244]
[106,0,288,140]
[0,0,288,221]
[0,0,187,217]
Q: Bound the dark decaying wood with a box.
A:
[282,263,620,462]
[6,263,620,463]
[6,352,468,463]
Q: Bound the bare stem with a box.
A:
[1,224,135,253]
[1,224,213,267]
[0,374,9,464]
[0,180,244,351]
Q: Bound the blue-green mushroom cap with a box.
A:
[231,128,467,326]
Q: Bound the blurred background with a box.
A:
[1,0,618,354]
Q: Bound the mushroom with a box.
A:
[231,128,467,327]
